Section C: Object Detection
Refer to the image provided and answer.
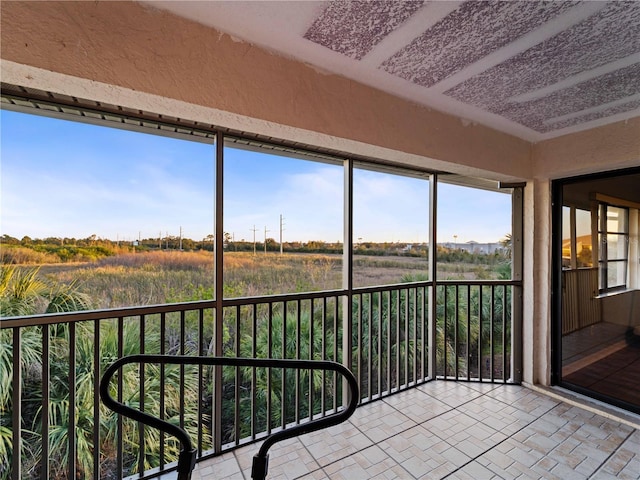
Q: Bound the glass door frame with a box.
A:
[551,167,640,414]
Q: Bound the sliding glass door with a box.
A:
[553,167,640,414]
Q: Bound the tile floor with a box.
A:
[190,382,640,480]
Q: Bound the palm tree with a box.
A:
[352,288,422,396]
[500,233,512,260]
[93,321,206,478]
[0,265,92,479]
[2,264,211,479]
[222,307,335,441]
[439,284,510,380]
[0,325,42,479]
[0,265,92,317]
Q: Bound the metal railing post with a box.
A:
[511,185,524,383]
[12,328,21,480]
[68,322,76,478]
[41,325,50,480]
[428,174,437,380]
[214,134,225,452]
[342,159,354,405]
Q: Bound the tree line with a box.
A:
[1,234,509,265]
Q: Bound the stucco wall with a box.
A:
[526,123,639,386]
[522,179,553,386]
[533,118,640,180]
[0,0,531,181]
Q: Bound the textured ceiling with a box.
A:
[145,1,640,142]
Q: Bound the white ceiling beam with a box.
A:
[509,54,640,104]
[429,2,608,94]
[360,1,463,68]
[543,93,640,126]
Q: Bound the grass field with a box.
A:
[32,250,508,310]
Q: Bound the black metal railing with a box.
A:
[351,283,430,401]
[2,280,519,479]
[436,282,514,382]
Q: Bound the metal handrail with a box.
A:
[100,355,360,480]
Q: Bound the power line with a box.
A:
[279,214,285,255]
[251,225,258,255]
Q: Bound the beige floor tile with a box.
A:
[477,445,515,471]
[448,460,503,479]
[382,386,452,424]
[479,437,547,475]
[548,460,595,480]
[422,408,507,457]
[485,385,560,417]
[464,382,502,394]
[457,395,538,436]
[298,419,374,466]
[322,445,410,480]
[232,437,321,480]
[417,380,484,408]
[349,398,417,443]
[192,450,243,480]
[449,424,507,459]
[294,469,329,480]
[541,409,632,475]
[585,429,640,479]
[378,423,470,478]
[189,383,640,480]
[423,409,479,438]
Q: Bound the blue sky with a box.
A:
[1,110,511,244]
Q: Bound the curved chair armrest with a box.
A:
[100,355,359,480]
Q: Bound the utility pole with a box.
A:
[279,214,285,255]
[264,226,270,254]
[159,231,162,249]
[251,225,258,255]
[179,226,183,250]
[166,231,169,250]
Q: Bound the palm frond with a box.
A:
[45,281,92,313]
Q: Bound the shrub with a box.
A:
[0,246,58,265]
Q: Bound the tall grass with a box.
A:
[31,250,508,310]
[0,247,59,265]
[46,251,214,308]
[42,251,343,308]
[224,253,342,296]
[97,251,210,271]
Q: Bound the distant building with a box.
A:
[443,240,503,254]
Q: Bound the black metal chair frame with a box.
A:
[100,355,359,480]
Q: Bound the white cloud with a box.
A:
[1,111,510,244]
